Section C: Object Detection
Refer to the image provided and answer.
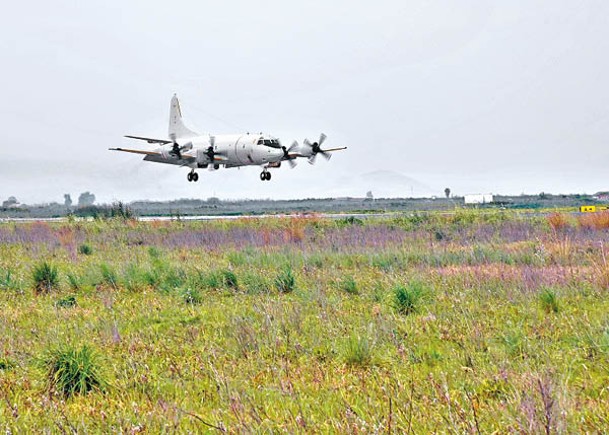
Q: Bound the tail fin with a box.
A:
[169,94,199,141]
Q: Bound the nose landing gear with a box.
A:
[260,170,271,181]
[187,171,199,182]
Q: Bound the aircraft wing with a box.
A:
[109,147,163,156]
[124,135,172,145]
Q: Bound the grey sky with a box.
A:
[1,1,608,204]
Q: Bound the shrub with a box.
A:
[32,262,59,294]
[392,281,425,315]
[56,295,77,308]
[539,288,559,313]
[343,334,372,366]
[78,243,93,255]
[275,266,295,293]
[40,345,107,398]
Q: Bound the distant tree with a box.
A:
[78,192,96,207]
[64,194,73,208]
[2,196,18,208]
[366,191,374,200]
[444,188,451,199]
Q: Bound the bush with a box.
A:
[40,345,107,398]
[539,288,559,313]
[392,281,425,315]
[78,243,93,255]
[32,262,59,294]
[275,266,295,293]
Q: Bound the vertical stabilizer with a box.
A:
[169,94,198,141]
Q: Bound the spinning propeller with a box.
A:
[281,140,300,168]
[301,133,347,164]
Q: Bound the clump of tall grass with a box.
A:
[275,266,295,293]
[221,269,239,290]
[0,268,16,290]
[0,358,15,370]
[180,287,202,305]
[338,275,359,295]
[547,212,570,231]
[343,333,373,366]
[78,243,93,255]
[392,281,426,315]
[32,262,59,294]
[40,345,107,398]
[99,263,119,289]
[55,295,77,308]
[578,211,609,230]
[539,288,559,313]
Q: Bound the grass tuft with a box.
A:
[339,275,359,295]
[180,287,202,305]
[55,295,77,308]
[343,333,373,366]
[392,281,425,315]
[78,243,93,255]
[275,266,296,293]
[40,345,107,398]
[32,262,59,294]
[539,288,559,313]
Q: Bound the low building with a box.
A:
[464,194,494,205]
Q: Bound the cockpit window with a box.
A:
[261,139,281,148]
[257,138,263,145]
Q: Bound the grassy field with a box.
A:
[2,210,609,432]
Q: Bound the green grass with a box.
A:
[1,213,609,431]
[40,345,107,398]
[32,262,59,294]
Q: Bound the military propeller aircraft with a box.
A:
[110,95,347,182]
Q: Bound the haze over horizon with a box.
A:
[2,1,608,204]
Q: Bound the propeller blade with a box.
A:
[303,138,312,148]
[318,133,327,147]
[288,159,297,168]
[320,151,331,161]
[308,154,317,165]
[288,140,299,152]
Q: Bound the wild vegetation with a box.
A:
[1,210,609,431]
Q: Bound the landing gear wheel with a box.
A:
[265,172,272,181]
[260,171,266,181]
[192,172,199,182]
[187,173,193,182]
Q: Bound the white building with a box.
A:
[464,194,494,205]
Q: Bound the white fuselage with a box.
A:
[154,133,285,168]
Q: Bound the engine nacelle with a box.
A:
[196,148,211,165]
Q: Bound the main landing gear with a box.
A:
[260,170,271,181]
[187,171,199,182]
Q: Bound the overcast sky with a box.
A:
[1,0,608,204]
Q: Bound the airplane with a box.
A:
[110,95,347,182]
